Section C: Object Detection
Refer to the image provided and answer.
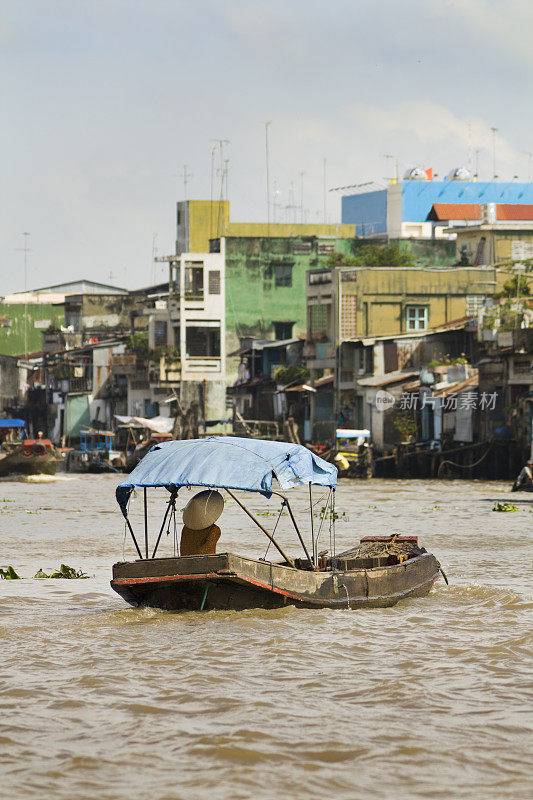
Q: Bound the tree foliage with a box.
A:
[273,365,310,385]
[325,243,416,268]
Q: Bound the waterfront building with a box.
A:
[304,263,504,443]
[341,179,533,240]
[175,199,355,254]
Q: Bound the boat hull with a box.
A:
[0,451,57,477]
[111,551,440,611]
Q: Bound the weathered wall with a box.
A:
[224,236,355,381]
[454,228,533,265]
[0,303,65,356]
[0,354,19,410]
[177,200,356,255]
[341,267,504,337]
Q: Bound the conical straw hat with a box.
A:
[182,490,224,530]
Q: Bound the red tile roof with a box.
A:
[427,203,533,222]
[428,203,481,221]
[497,204,533,220]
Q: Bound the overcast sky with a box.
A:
[2,0,532,293]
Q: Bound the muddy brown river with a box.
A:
[0,475,531,799]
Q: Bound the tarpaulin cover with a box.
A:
[114,415,174,434]
[116,436,337,516]
[0,419,25,428]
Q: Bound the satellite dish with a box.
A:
[446,166,472,181]
[403,167,427,181]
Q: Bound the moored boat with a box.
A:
[110,437,443,612]
[0,420,57,477]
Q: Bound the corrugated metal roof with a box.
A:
[357,370,419,388]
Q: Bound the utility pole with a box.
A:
[265,122,271,229]
[16,233,31,358]
[490,127,498,179]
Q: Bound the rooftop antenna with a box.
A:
[180,165,193,200]
[264,122,271,229]
[209,144,217,240]
[272,180,281,223]
[490,127,498,179]
[151,233,158,284]
[299,171,305,224]
[224,158,230,202]
[211,138,229,237]
[323,157,327,223]
[474,149,480,180]
[525,151,532,182]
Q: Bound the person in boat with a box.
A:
[512,459,533,491]
[180,490,224,556]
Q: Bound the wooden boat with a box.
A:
[110,437,443,612]
[66,429,124,473]
[0,438,57,477]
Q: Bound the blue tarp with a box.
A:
[116,436,337,516]
[0,419,25,428]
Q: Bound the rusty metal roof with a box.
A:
[357,370,419,388]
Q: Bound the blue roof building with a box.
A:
[342,181,533,239]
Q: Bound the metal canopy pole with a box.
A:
[151,494,176,559]
[125,516,143,560]
[225,488,295,569]
[271,491,313,566]
[309,484,316,567]
[143,488,148,559]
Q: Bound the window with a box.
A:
[294,241,312,254]
[185,325,221,357]
[317,241,335,254]
[274,322,294,340]
[406,305,428,331]
[154,320,167,346]
[208,270,221,294]
[274,264,292,287]
[309,304,330,337]
[184,262,204,299]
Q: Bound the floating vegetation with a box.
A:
[256,510,287,517]
[314,507,349,522]
[34,564,90,579]
[492,501,518,513]
[0,566,21,580]
[432,505,443,511]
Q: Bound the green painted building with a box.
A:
[219,235,356,381]
[0,303,65,357]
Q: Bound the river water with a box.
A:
[0,475,531,800]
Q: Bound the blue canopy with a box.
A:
[0,419,25,428]
[116,436,337,516]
